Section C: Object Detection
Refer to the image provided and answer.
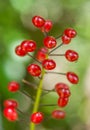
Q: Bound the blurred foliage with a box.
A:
[0,0,90,130]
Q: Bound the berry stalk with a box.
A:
[30,68,45,130]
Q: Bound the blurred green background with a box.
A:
[0,0,90,130]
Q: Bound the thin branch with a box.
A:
[27,53,41,64]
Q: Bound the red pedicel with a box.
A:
[21,40,36,52]
[32,16,45,28]
[66,72,79,84]
[42,59,56,70]
[8,81,20,92]
[31,112,44,124]
[27,64,41,77]
[52,110,66,119]
[3,107,18,121]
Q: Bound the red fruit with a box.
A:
[64,28,77,38]
[44,36,57,49]
[27,64,41,76]
[21,40,36,52]
[55,83,71,98]
[43,20,53,32]
[3,107,18,121]
[61,35,71,44]
[32,16,45,28]
[15,45,27,56]
[36,47,48,62]
[30,112,44,124]
[42,59,56,70]
[8,81,20,92]
[66,72,79,84]
[65,50,79,62]
[52,110,66,119]
[3,99,18,108]
[58,97,69,107]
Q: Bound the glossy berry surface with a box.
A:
[64,28,77,38]
[55,83,71,98]
[3,99,18,108]
[43,20,53,32]
[21,40,36,52]
[30,112,43,124]
[3,107,18,121]
[27,64,41,76]
[58,97,69,107]
[36,47,48,62]
[8,81,20,92]
[61,35,71,44]
[52,110,66,119]
[66,72,79,84]
[65,49,79,62]
[15,45,27,56]
[44,36,57,49]
[32,16,45,28]
[42,59,56,70]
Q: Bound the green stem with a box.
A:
[30,68,45,130]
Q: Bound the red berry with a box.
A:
[58,97,69,107]
[42,59,56,70]
[61,35,71,44]
[27,64,41,76]
[15,45,27,56]
[3,99,18,108]
[55,83,71,98]
[32,16,45,28]
[44,36,57,49]
[43,20,53,32]
[66,72,79,84]
[21,40,36,52]
[8,81,20,92]
[36,47,48,62]
[52,110,66,119]
[30,112,44,124]
[64,28,77,38]
[65,50,79,62]
[3,107,18,121]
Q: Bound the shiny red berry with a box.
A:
[43,20,53,32]
[65,50,79,62]
[3,107,18,121]
[36,47,48,62]
[8,81,20,92]
[21,40,36,52]
[42,59,56,70]
[3,99,18,108]
[61,35,71,44]
[15,45,27,56]
[66,72,79,84]
[44,36,57,49]
[32,16,45,28]
[27,64,41,76]
[58,97,69,107]
[64,28,77,38]
[52,110,66,119]
[30,112,44,124]
[55,83,71,98]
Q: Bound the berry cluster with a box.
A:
[3,15,79,128]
